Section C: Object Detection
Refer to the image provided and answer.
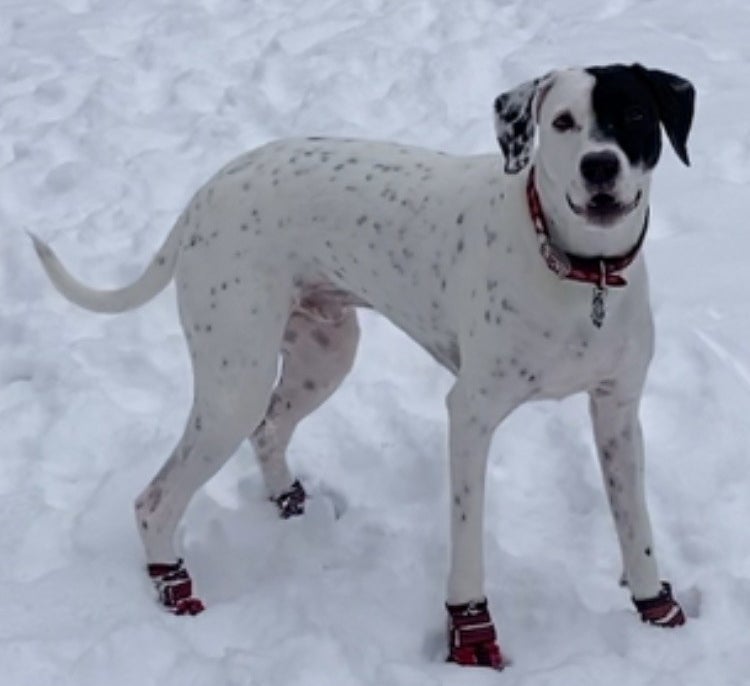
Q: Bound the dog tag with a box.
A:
[591,286,606,328]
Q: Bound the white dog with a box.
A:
[33,62,694,669]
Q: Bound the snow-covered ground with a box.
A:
[2,0,750,684]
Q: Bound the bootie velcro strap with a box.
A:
[633,582,685,627]
[273,480,307,519]
[147,558,205,615]
[446,598,504,669]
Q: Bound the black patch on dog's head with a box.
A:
[587,64,695,168]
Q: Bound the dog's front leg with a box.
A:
[444,380,515,669]
[589,383,685,627]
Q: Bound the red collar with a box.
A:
[526,167,648,288]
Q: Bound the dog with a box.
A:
[32,62,695,669]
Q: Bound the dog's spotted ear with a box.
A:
[632,64,695,166]
[493,72,554,174]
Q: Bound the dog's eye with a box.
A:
[552,112,576,132]
[624,106,646,125]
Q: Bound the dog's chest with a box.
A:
[467,273,640,400]
[536,322,625,398]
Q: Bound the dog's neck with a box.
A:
[532,163,651,259]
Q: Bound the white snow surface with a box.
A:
[2,1,750,684]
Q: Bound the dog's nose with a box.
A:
[580,152,620,186]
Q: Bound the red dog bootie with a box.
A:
[273,480,306,519]
[633,582,686,627]
[147,559,205,615]
[446,599,505,669]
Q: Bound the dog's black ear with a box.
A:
[632,64,695,166]
[493,73,554,174]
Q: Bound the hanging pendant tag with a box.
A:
[591,286,606,328]
[591,260,607,328]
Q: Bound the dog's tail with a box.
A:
[29,214,184,314]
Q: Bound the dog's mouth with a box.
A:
[566,190,642,226]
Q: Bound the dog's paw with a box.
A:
[446,599,505,670]
[633,581,686,627]
[273,480,306,519]
[148,559,205,616]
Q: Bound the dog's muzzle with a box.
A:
[566,190,642,226]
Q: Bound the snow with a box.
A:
[2,0,750,684]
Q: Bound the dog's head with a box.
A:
[494,64,695,230]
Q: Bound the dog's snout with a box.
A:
[580,151,620,186]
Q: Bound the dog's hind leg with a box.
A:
[135,279,290,613]
[250,308,360,517]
